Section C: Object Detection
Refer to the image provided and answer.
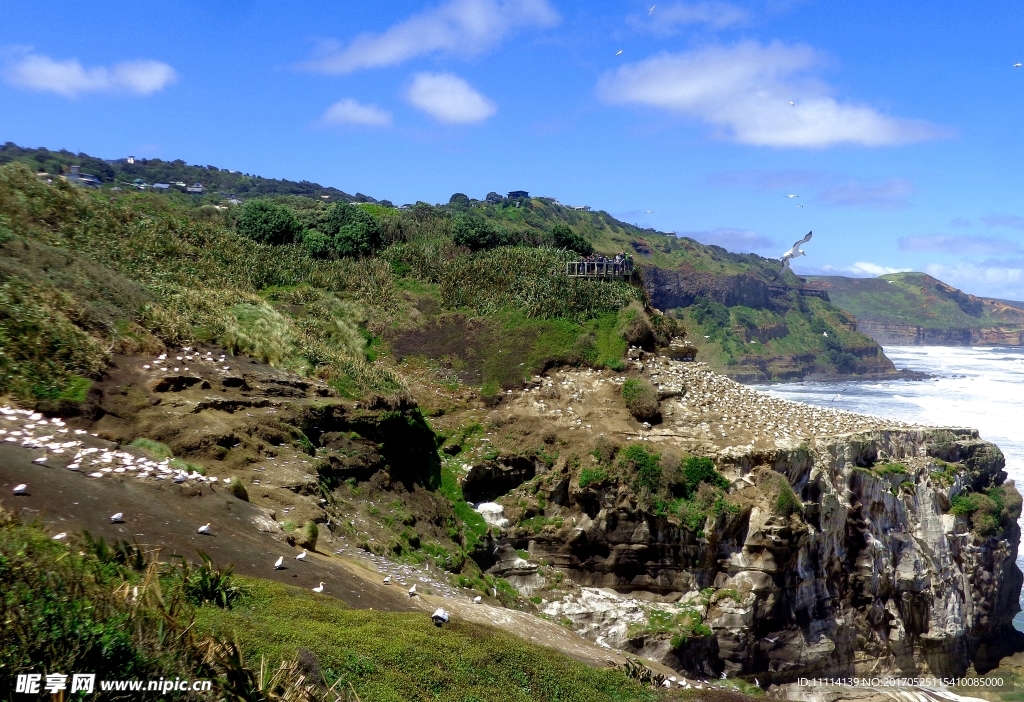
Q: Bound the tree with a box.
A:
[322,202,383,258]
[550,224,593,255]
[448,193,470,207]
[452,214,500,251]
[236,199,301,245]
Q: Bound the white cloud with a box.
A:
[678,227,774,253]
[813,261,913,277]
[407,72,496,124]
[321,98,393,127]
[4,53,176,97]
[597,41,950,148]
[632,2,749,33]
[924,262,1024,299]
[301,0,558,74]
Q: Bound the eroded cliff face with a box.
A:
[512,428,1021,683]
[855,320,1024,346]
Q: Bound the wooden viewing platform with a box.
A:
[566,259,635,278]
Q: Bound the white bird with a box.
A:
[784,193,799,198]
[721,672,727,680]
[1015,63,1022,68]
[788,101,795,106]
[197,523,211,534]
[296,550,307,560]
[774,231,813,280]
[13,483,28,495]
[274,556,284,569]
[474,595,482,604]
[312,582,324,593]
[615,49,623,56]
[797,204,804,208]
[110,512,124,523]
[755,679,759,687]
[822,331,828,337]
[52,532,67,540]
[648,4,655,15]
[764,636,779,644]
[32,455,47,464]
[408,584,417,597]
[383,575,392,584]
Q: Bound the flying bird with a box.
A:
[312,582,324,593]
[644,210,654,214]
[110,512,124,523]
[1015,63,1022,68]
[615,49,623,56]
[649,4,656,14]
[784,194,799,198]
[788,101,795,106]
[797,204,804,208]
[274,556,284,569]
[764,636,779,644]
[296,550,307,560]
[774,231,813,280]
[197,523,211,534]
[13,483,28,495]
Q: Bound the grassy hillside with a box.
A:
[809,273,1024,329]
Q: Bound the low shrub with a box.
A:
[578,468,607,489]
[229,477,249,501]
[679,456,729,498]
[618,444,662,493]
[621,378,659,421]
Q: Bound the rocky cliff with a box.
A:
[855,320,1024,346]
[490,425,1021,683]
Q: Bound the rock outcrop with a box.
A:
[506,428,1022,683]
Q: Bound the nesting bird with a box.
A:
[274,556,284,570]
[197,523,211,534]
[408,584,417,597]
[473,595,482,604]
[110,512,124,523]
[312,582,325,593]
[32,455,47,464]
[383,575,391,585]
[13,483,28,495]
[52,532,67,540]
[296,550,307,560]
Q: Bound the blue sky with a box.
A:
[3,1,1024,298]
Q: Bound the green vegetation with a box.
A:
[875,462,909,476]
[579,467,608,489]
[229,476,249,501]
[678,456,730,498]
[440,462,489,549]
[951,486,1022,536]
[774,481,803,517]
[551,223,594,256]
[622,378,660,421]
[128,437,173,459]
[237,199,301,245]
[618,444,663,493]
[196,577,654,702]
[809,272,1024,331]
[628,607,712,649]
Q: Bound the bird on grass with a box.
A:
[274,556,284,570]
[13,483,28,495]
[52,532,67,540]
[110,512,124,523]
[474,595,482,604]
[296,550,307,560]
[774,231,813,280]
[312,582,325,593]
[408,584,417,597]
[197,523,211,534]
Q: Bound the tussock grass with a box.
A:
[195,577,654,702]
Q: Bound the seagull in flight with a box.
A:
[649,4,656,14]
[644,210,654,214]
[615,49,623,56]
[784,194,799,198]
[788,101,796,106]
[774,231,813,280]
[797,204,804,208]
[1015,63,1022,68]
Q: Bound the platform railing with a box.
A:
[565,260,634,277]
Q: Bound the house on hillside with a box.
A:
[127,156,135,164]
[567,205,591,211]
[65,165,101,188]
[507,190,529,200]
[186,183,204,194]
[153,183,170,191]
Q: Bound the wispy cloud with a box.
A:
[321,98,392,127]
[407,72,496,124]
[300,0,558,74]
[630,2,749,33]
[597,41,951,148]
[818,178,914,210]
[678,227,775,253]
[898,235,1020,255]
[3,52,176,97]
[981,214,1024,230]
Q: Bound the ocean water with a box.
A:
[751,345,1024,630]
